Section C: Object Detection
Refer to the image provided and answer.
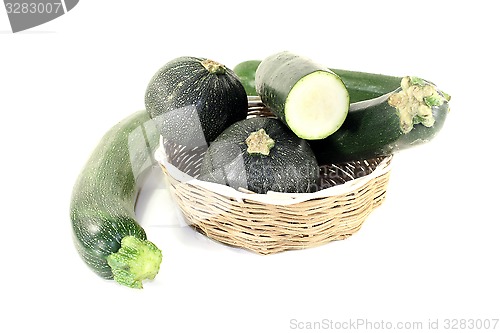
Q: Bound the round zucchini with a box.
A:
[234,59,401,103]
[70,110,162,289]
[310,76,451,163]
[198,117,319,194]
[255,51,349,140]
[145,56,248,147]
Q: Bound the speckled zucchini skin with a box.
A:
[198,117,319,194]
[145,56,248,146]
[70,110,159,279]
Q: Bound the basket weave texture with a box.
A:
[157,102,392,255]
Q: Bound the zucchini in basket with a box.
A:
[234,59,450,163]
[199,117,319,194]
[145,56,248,146]
[70,110,162,288]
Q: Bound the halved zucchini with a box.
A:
[255,51,349,140]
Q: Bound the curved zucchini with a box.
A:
[70,110,162,288]
[234,59,401,103]
[309,76,451,163]
[255,51,349,140]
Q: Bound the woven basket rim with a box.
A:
[155,137,393,206]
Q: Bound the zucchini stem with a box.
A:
[106,236,162,289]
[201,59,226,74]
[245,128,275,156]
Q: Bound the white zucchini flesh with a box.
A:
[285,71,349,140]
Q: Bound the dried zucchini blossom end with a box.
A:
[388,76,448,134]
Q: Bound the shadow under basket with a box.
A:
[156,100,393,255]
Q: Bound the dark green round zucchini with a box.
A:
[234,59,401,103]
[145,56,248,146]
[255,51,349,140]
[310,76,451,163]
[70,110,162,289]
[198,117,319,194]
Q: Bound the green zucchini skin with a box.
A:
[233,60,260,96]
[234,59,401,103]
[198,117,319,194]
[309,77,451,163]
[332,69,401,103]
[145,56,248,146]
[255,51,349,140]
[70,110,160,283]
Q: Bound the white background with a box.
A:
[1,1,499,332]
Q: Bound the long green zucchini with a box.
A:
[234,59,401,103]
[70,110,162,288]
[310,76,451,163]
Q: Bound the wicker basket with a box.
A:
[156,98,393,255]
